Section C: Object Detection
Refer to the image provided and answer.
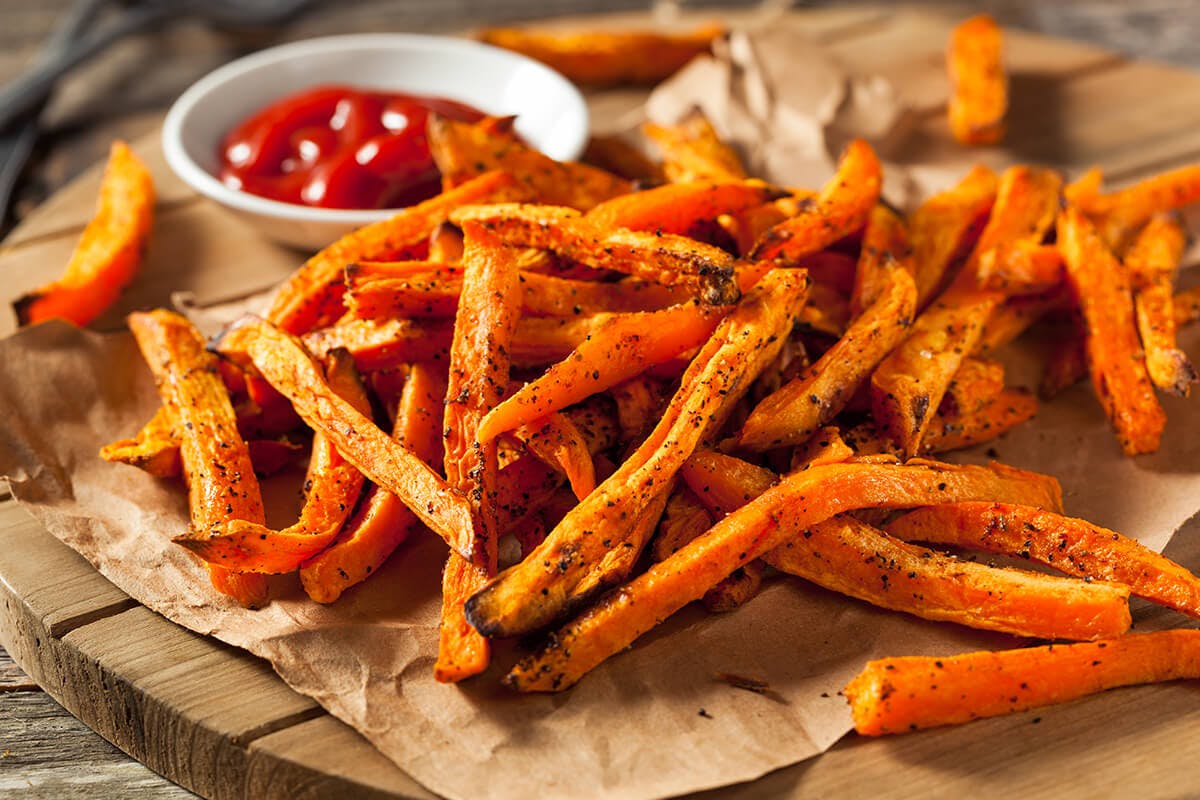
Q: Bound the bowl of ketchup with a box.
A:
[162,34,588,250]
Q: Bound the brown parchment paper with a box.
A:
[3,26,1200,800]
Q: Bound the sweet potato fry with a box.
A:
[300,362,447,603]
[844,631,1200,735]
[437,222,524,682]
[582,134,664,183]
[642,109,747,183]
[751,139,882,261]
[852,205,913,317]
[99,405,180,478]
[174,350,372,574]
[1175,285,1200,326]
[300,317,455,371]
[511,411,597,500]
[947,14,1007,145]
[1124,214,1197,396]
[16,141,154,327]
[1079,164,1200,250]
[584,181,784,237]
[1039,329,1088,400]
[127,310,268,608]
[886,502,1200,619]
[505,459,1062,691]
[428,115,630,210]
[975,288,1067,354]
[975,241,1063,295]
[238,317,477,557]
[478,23,722,86]
[1065,166,1103,206]
[922,388,1038,454]
[450,202,740,304]
[428,221,465,263]
[909,165,998,307]
[789,426,856,472]
[476,302,731,444]
[465,270,809,638]
[346,267,463,319]
[265,170,527,333]
[738,264,915,450]
[941,357,1005,416]
[608,376,666,445]
[1058,205,1166,454]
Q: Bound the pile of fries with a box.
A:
[79,21,1200,739]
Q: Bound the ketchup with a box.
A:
[219,85,486,210]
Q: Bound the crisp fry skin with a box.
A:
[852,205,913,317]
[512,412,597,500]
[751,139,882,261]
[584,181,784,237]
[923,388,1038,454]
[16,141,154,327]
[642,109,748,183]
[451,203,740,304]
[174,350,372,574]
[238,317,477,556]
[887,502,1200,620]
[301,317,455,372]
[1058,206,1166,455]
[437,223,524,682]
[127,310,268,608]
[466,270,809,638]
[265,171,527,334]
[477,302,730,444]
[844,631,1200,735]
[947,14,1007,145]
[100,405,180,478]
[1079,164,1200,250]
[909,165,998,306]
[507,459,1062,691]
[976,288,1067,355]
[1124,214,1196,396]
[478,24,722,86]
[975,241,1063,295]
[301,362,447,603]
[428,115,630,210]
[739,265,916,450]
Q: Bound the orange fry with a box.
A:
[511,411,598,500]
[16,141,154,327]
[922,388,1038,454]
[947,14,1007,145]
[909,164,998,306]
[852,205,913,317]
[642,109,748,183]
[845,631,1200,735]
[1079,164,1200,250]
[581,134,664,183]
[100,405,180,478]
[1058,205,1166,454]
[975,241,1063,295]
[584,181,785,237]
[127,310,268,608]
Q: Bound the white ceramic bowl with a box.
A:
[162,34,589,250]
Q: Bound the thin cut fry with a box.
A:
[738,264,915,450]
[127,310,268,608]
[922,388,1038,454]
[642,109,747,183]
[1175,285,1200,326]
[1078,164,1200,250]
[301,317,455,371]
[975,241,1063,295]
[15,141,154,327]
[512,411,597,500]
[437,222,524,682]
[300,362,447,603]
[584,181,784,237]
[582,134,664,183]
[844,631,1200,735]
[852,205,913,317]
[478,24,723,86]
[1058,205,1166,455]
[947,14,1007,145]
[465,270,809,637]
[1124,214,1196,396]
[1039,329,1088,400]
[476,301,730,444]
[909,165,998,306]
[505,459,1063,691]
[942,357,1005,416]
[265,170,527,333]
[886,502,1200,620]
[100,405,180,478]
[751,139,882,261]
[975,288,1067,354]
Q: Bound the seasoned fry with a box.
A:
[174,350,372,573]
[301,317,455,371]
[238,317,477,557]
[127,310,268,608]
[505,459,1063,691]
[450,202,740,304]
[437,222,524,682]
[609,376,666,445]
[512,411,597,500]
[465,270,809,637]
[265,170,527,334]
[844,631,1200,735]
[789,426,856,472]
[478,23,722,86]
[300,362,447,603]
[975,241,1063,294]
[584,181,784,237]
[751,139,882,261]
[1058,205,1166,454]
[852,205,913,317]
[1175,285,1200,326]
[15,141,154,327]
[1078,164,1200,250]
[947,14,1007,145]
[642,109,747,183]
[909,165,998,307]
[886,502,1200,619]
[100,405,180,478]
[922,388,1038,454]
[476,302,730,444]
[738,264,915,450]
[428,115,630,210]
[581,134,664,183]
[1039,329,1088,400]
[1124,214,1196,395]
[941,357,1005,416]
[975,288,1067,354]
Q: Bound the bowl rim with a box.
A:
[161,32,589,225]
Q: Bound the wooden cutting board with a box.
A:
[4,6,1200,798]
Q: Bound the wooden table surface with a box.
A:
[2,0,1200,796]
